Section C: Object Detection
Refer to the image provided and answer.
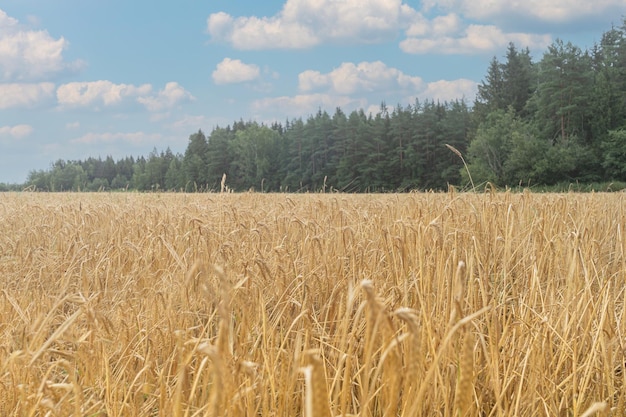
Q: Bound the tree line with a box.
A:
[21,20,626,192]
[23,101,469,192]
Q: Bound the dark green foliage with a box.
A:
[473,44,535,125]
[531,40,594,144]
[183,130,210,190]
[206,126,235,188]
[466,108,520,185]
[19,19,626,192]
[602,129,626,180]
[228,123,282,191]
[467,19,626,187]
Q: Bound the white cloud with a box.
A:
[400,24,552,54]
[210,15,317,50]
[252,94,365,118]
[432,14,463,36]
[168,114,210,131]
[137,82,195,111]
[56,80,193,111]
[365,104,384,117]
[299,61,423,95]
[70,131,162,145]
[421,0,625,23]
[212,58,261,84]
[207,0,416,49]
[57,80,152,107]
[166,114,231,133]
[65,121,80,129]
[206,0,557,55]
[298,70,329,92]
[0,9,84,81]
[207,12,233,36]
[267,61,477,119]
[149,112,171,122]
[418,79,478,102]
[0,124,33,139]
[406,13,464,38]
[0,82,55,109]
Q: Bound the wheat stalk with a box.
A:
[445,144,475,191]
[454,330,474,417]
[301,350,331,417]
[1,192,625,415]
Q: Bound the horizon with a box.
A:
[1,0,624,183]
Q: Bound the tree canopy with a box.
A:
[23,19,626,192]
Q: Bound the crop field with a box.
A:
[1,191,625,416]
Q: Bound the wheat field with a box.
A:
[0,191,625,416]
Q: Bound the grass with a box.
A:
[0,190,624,416]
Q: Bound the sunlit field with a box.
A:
[1,191,625,416]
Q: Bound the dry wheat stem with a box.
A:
[1,192,624,415]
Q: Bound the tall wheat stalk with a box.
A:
[1,192,624,415]
[445,144,475,191]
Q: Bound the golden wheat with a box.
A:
[0,191,625,416]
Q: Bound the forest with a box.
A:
[16,20,626,192]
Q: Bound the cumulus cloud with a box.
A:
[137,82,195,111]
[207,0,416,49]
[0,9,84,81]
[253,59,477,121]
[208,12,317,50]
[166,114,232,133]
[0,124,34,139]
[70,131,162,145]
[406,13,464,38]
[400,24,552,54]
[56,80,193,111]
[0,82,55,109]
[257,60,478,121]
[207,0,605,54]
[167,115,210,131]
[298,61,423,95]
[418,79,478,102]
[421,0,625,23]
[57,80,152,107]
[212,58,261,84]
[252,94,364,118]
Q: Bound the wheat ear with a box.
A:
[454,330,474,417]
[302,350,331,417]
[445,144,475,192]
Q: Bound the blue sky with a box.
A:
[0,0,623,183]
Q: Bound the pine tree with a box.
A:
[183,130,210,190]
[531,40,593,144]
[502,44,535,118]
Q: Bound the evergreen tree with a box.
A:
[501,44,535,118]
[602,129,626,180]
[24,19,626,192]
[474,44,536,124]
[336,110,368,191]
[206,127,235,189]
[367,105,392,190]
[183,130,210,190]
[228,123,281,191]
[417,101,445,189]
[165,156,185,190]
[474,56,505,120]
[438,100,471,186]
[131,157,149,190]
[387,104,413,189]
[531,39,594,144]
[283,118,307,190]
